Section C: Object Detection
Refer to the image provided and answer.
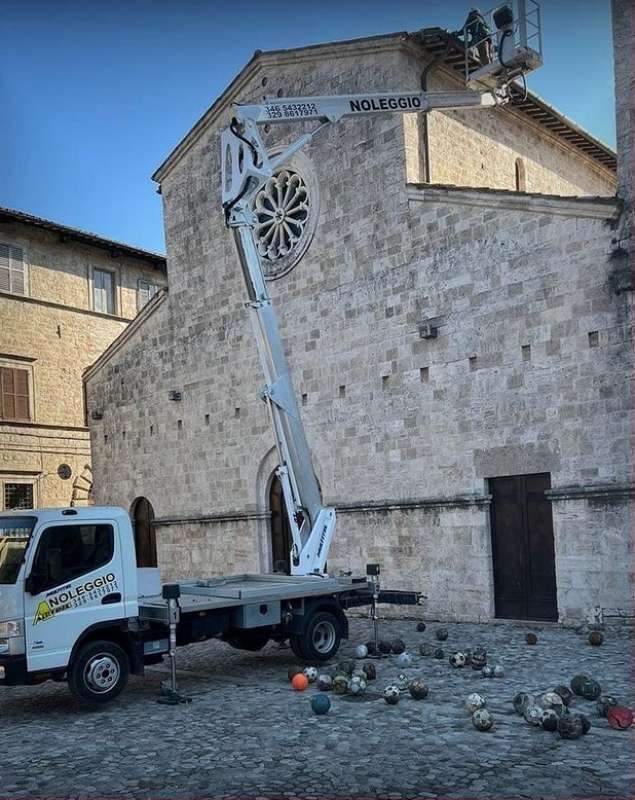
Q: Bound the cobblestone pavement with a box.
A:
[1,617,633,799]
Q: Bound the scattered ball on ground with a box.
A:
[362,662,376,681]
[337,660,355,677]
[466,693,486,714]
[433,648,445,660]
[607,706,634,730]
[435,627,449,641]
[470,647,487,670]
[482,665,494,678]
[288,665,303,682]
[493,664,504,678]
[292,673,309,692]
[449,651,467,668]
[378,640,392,655]
[580,678,601,701]
[588,630,604,646]
[354,644,368,659]
[416,622,426,632]
[396,673,410,691]
[409,679,429,700]
[384,685,400,705]
[553,685,573,706]
[525,632,537,645]
[365,640,378,656]
[333,674,348,695]
[597,695,619,717]
[391,638,406,655]
[303,666,318,683]
[541,692,564,711]
[541,709,559,731]
[524,705,543,727]
[397,652,413,666]
[513,692,534,715]
[419,643,434,657]
[558,714,584,739]
[472,708,493,731]
[316,674,333,692]
[310,693,331,715]
[570,674,591,696]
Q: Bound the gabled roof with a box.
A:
[0,205,166,269]
[153,27,616,183]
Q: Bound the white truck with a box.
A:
[0,2,541,704]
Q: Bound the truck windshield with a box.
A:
[0,517,35,584]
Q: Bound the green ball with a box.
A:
[310,693,331,715]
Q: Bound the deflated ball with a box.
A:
[607,706,634,730]
[581,678,601,701]
[588,631,604,647]
[303,666,318,683]
[493,664,505,678]
[472,708,493,731]
[362,662,376,681]
[416,622,427,632]
[391,638,406,655]
[316,674,333,692]
[435,627,449,641]
[525,632,537,645]
[553,685,573,706]
[558,714,584,739]
[449,651,467,668]
[597,695,619,717]
[466,693,486,714]
[433,648,445,660]
[570,674,590,696]
[354,644,369,659]
[384,685,400,705]
[397,652,413,667]
[541,709,559,731]
[292,673,309,692]
[409,679,429,700]
[311,693,331,715]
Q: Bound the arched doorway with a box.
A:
[269,474,291,574]
[130,497,158,568]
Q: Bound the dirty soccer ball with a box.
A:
[525,632,538,645]
[316,674,333,692]
[553,685,573,706]
[596,695,619,718]
[492,664,505,678]
[354,644,369,659]
[607,706,634,730]
[558,714,584,740]
[470,647,487,670]
[588,630,604,647]
[391,638,406,655]
[348,676,367,696]
[466,693,486,714]
[524,705,543,727]
[384,685,400,705]
[396,673,410,691]
[397,652,413,667]
[449,651,467,669]
[513,692,534,715]
[541,692,564,712]
[409,679,429,700]
[416,622,427,632]
[472,708,493,731]
[570,674,591,696]
[333,674,348,695]
[435,627,449,641]
[311,693,331,715]
[362,662,376,681]
[580,678,601,701]
[541,709,560,731]
[303,667,318,683]
[481,665,494,678]
[433,648,445,660]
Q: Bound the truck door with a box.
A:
[23,518,125,673]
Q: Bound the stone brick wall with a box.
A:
[0,221,167,508]
[86,37,630,622]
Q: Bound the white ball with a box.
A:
[303,666,318,683]
[354,644,368,659]
[397,652,413,666]
[466,692,486,714]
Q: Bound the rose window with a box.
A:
[254,170,309,264]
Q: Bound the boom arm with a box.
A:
[221,85,506,575]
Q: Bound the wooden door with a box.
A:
[269,475,291,574]
[489,473,557,621]
[131,497,158,568]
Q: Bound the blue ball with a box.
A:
[311,693,331,715]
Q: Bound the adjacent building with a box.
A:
[0,207,166,509]
[85,15,632,623]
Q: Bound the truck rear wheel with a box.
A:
[290,610,343,662]
[68,640,130,704]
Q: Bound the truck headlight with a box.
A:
[0,619,23,638]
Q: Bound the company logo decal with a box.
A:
[32,573,118,625]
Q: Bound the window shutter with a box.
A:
[14,369,30,420]
[0,244,10,293]
[0,367,30,420]
[10,246,25,295]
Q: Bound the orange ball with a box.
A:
[292,673,309,692]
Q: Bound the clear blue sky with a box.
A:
[0,0,615,254]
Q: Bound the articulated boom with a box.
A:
[220,66,536,575]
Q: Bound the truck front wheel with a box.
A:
[68,640,130,704]
[290,610,343,662]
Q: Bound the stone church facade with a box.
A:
[85,14,632,624]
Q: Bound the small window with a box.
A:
[0,242,26,295]
[32,524,114,592]
[4,483,34,510]
[515,158,527,192]
[93,269,116,314]
[137,278,161,312]
[0,366,31,421]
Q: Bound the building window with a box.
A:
[137,278,161,311]
[0,242,26,296]
[0,366,31,421]
[4,483,34,510]
[93,268,116,314]
[515,158,527,192]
